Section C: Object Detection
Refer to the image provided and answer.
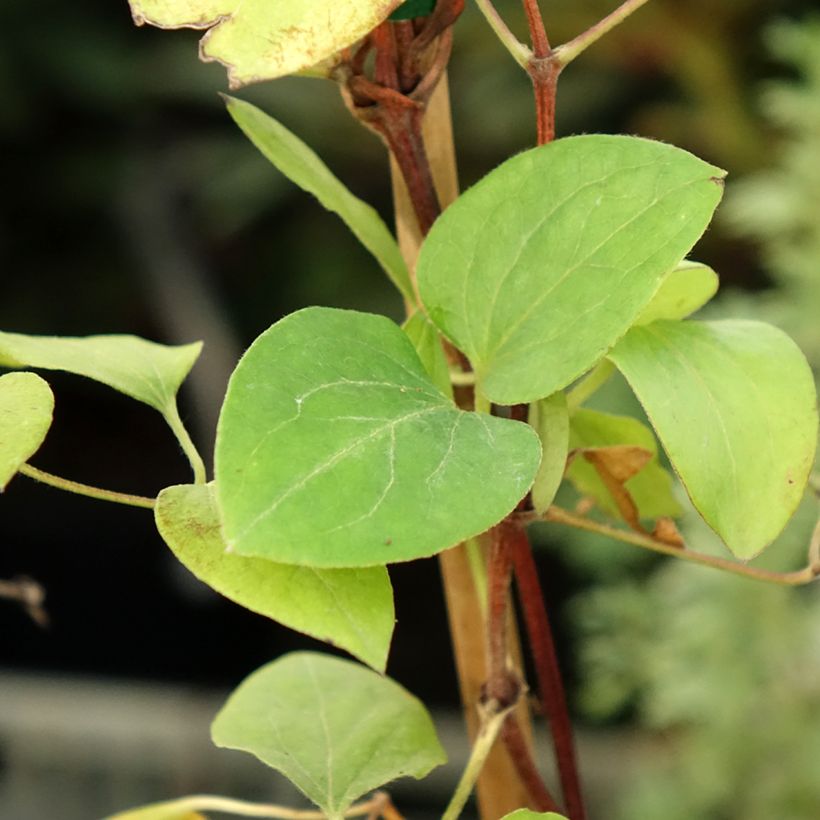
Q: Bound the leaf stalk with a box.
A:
[18,464,156,510]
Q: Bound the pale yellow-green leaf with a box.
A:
[129,0,404,87]
[0,372,54,490]
[635,261,719,325]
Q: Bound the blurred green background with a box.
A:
[1,0,819,817]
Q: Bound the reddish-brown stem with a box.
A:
[501,714,562,813]
[485,524,518,706]
[510,525,586,820]
[486,523,560,811]
[530,59,561,145]
[372,23,400,90]
[521,0,550,57]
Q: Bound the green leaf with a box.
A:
[0,331,204,480]
[530,392,569,513]
[129,0,404,88]
[155,483,394,671]
[402,310,453,399]
[0,331,201,417]
[501,812,569,820]
[105,802,204,820]
[417,135,725,405]
[567,408,681,521]
[608,320,818,558]
[0,372,54,490]
[211,652,446,817]
[216,307,540,567]
[634,260,719,325]
[390,0,436,19]
[225,97,414,305]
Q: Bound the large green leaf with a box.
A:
[0,331,201,417]
[129,0,403,88]
[155,483,394,671]
[225,97,414,305]
[0,372,54,490]
[530,392,569,513]
[211,652,446,818]
[608,320,818,558]
[417,136,725,405]
[215,307,540,567]
[634,260,719,325]
[567,408,681,521]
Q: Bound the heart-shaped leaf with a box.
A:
[530,392,569,513]
[417,135,725,404]
[567,409,681,521]
[211,652,446,817]
[0,372,54,490]
[608,320,818,558]
[225,96,414,305]
[634,260,719,325]
[155,483,394,671]
[215,307,540,567]
[129,0,403,88]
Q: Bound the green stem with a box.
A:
[523,505,820,586]
[553,0,653,66]
[164,402,207,484]
[474,390,491,415]
[110,793,395,820]
[465,537,489,617]
[441,703,516,820]
[565,360,614,411]
[473,0,533,68]
[18,464,156,510]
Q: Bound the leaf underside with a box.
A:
[609,319,818,558]
[215,307,541,568]
[155,483,395,671]
[418,135,726,405]
[211,652,446,816]
[128,0,404,87]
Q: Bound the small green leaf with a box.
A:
[211,652,446,817]
[390,0,436,19]
[0,331,201,418]
[634,260,719,325]
[402,310,453,399]
[225,97,414,305]
[155,483,394,671]
[0,331,204,480]
[129,0,404,88]
[608,320,818,558]
[567,408,682,521]
[105,802,204,820]
[418,135,725,404]
[215,307,540,567]
[530,392,569,513]
[501,812,569,820]
[0,372,54,490]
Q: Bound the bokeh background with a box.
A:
[1,0,819,817]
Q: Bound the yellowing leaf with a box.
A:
[129,0,404,87]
